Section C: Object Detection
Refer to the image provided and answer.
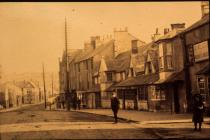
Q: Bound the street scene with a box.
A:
[0,1,210,139]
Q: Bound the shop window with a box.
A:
[91,59,94,70]
[193,41,209,62]
[85,61,88,70]
[151,86,166,100]
[197,76,205,94]
[138,87,148,100]
[106,72,112,82]
[77,63,80,72]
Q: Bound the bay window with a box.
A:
[166,43,173,69]
[159,43,164,69]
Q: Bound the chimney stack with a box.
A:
[151,28,161,41]
[131,40,138,54]
[201,1,209,18]
[164,28,170,35]
[171,23,185,31]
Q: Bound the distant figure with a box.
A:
[111,93,120,123]
[192,94,205,131]
[77,98,81,110]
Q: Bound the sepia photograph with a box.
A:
[0,1,209,139]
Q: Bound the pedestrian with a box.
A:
[111,92,120,123]
[192,93,205,131]
[77,97,81,110]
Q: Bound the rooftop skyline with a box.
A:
[0,2,202,74]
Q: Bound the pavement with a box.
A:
[0,102,44,113]
[74,108,210,124]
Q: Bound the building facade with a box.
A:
[180,10,209,113]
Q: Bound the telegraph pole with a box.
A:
[65,17,71,110]
[51,72,54,97]
[42,63,47,109]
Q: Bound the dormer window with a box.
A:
[106,72,113,82]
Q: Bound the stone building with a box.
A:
[59,28,145,108]
[179,2,209,113]
[115,23,188,113]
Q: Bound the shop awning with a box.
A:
[105,84,116,92]
[196,63,209,75]
[115,73,159,88]
[154,71,184,84]
[85,84,101,93]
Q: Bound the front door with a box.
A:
[174,83,180,113]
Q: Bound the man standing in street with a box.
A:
[111,92,120,123]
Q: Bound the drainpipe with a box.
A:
[180,34,192,113]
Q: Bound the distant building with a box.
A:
[14,80,40,104]
[0,82,23,108]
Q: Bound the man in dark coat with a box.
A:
[111,93,120,123]
[192,94,205,131]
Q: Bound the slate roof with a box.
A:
[182,14,209,34]
[115,73,159,87]
[75,40,114,63]
[101,51,131,72]
[154,70,184,84]
[156,29,184,42]
[196,63,209,75]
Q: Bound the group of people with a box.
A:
[110,92,206,131]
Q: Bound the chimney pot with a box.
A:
[164,28,170,35]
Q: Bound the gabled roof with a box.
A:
[68,49,83,64]
[15,81,38,89]
[115,73,159,87]
[182,14,209,34]
[114,51,131,72]
[75,40,114,63]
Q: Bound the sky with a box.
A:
[0,2,202,74]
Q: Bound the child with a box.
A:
[192,94,205,131]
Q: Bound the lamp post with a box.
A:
[42,63,47,109]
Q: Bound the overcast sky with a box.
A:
[0,2,202,74]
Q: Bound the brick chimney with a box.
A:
[151,28,161,41]
[164,28,170,35]
[131,40,138,54]
[171,23,185,31]
[201,1,209,18]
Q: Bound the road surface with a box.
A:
[0,104,210,139]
